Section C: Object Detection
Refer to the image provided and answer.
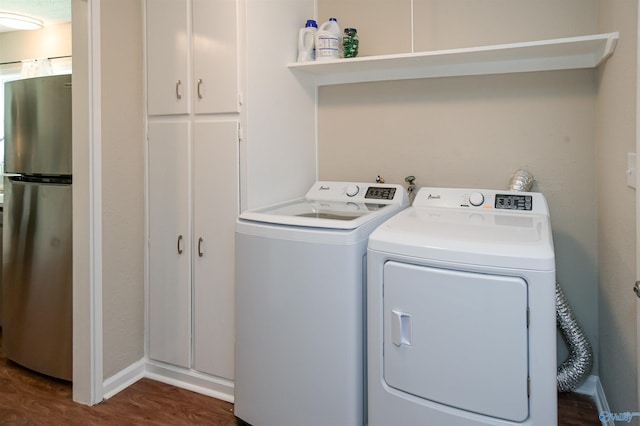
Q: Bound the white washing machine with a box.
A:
[367,187,557,426]
[235,181,409,426]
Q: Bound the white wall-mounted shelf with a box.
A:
[288,32,619,86]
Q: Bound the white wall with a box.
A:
[0,23,72,64]
[72,0,144,405]
[597,0,638,415]
[71,0,145,403]
[99,0,145,380]
[242,0,316,210]
[317,0,597,55]
[71,0,92,404]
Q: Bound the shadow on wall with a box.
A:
[597,236,636,416]
[551,229,598,372]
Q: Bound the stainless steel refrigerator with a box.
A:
[2,74,72,381]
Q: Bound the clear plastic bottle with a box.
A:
[297,19,318,62]
[342,28,359,58]
[315,18,341,61]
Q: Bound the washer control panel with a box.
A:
[306,181,409,205]
[413,187,548,215]
[365,186,397,200]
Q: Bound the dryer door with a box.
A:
[383,261,529,422]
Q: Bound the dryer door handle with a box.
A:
[391,309,413,347]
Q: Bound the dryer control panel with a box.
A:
[494,193,532,211]
[413,187,549,215]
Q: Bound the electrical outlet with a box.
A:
[627,152,636,189]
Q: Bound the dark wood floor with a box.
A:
[0,328,600,425]
[558,391,602,426]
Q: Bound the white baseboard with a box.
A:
[101,358,234,404]
[574,375,611,426]
[144,360,234,403]
[102,358,146,400]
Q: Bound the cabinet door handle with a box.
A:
[176,80,183,100]
[177,235,183,254]
[198,237,204,257]
[197,79,203,99]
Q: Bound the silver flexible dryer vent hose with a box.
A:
[508,169,536,192]
[555,282,593,392]
[507,170,593,392]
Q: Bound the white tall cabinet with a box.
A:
[145,0,240,395]
[144,0,317,401]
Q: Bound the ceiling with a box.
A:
[0,0,71,33]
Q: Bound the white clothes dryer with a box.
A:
[367,187,557,426]
[235,181,409,426]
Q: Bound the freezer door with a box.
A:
[4,74,72,175]
[2,179,72,380]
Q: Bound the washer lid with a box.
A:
[369,206,555,271]
[240,198,400,230]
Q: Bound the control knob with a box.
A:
[468,192,485,207]
[346,185,359,197]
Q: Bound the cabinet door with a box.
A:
[192,0,239,114]
[148,121,192,367]
[146,0,190,115]
[192,121,239,379]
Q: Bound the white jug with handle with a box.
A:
[315,18,341,61]
[297,20,318,62]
